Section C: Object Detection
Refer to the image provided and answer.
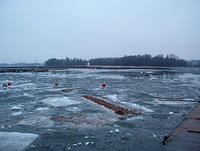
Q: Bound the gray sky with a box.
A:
[0,0,200,63]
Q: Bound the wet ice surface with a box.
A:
[0,131,38,151]
[0,68,200,151]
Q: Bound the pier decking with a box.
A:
[163,103,200,151]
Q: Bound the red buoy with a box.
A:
[53,82,59,86]
[7,82,12,86]
[101,83,107,88]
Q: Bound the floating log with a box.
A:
[83,96,142,115]
[61,88,83,92]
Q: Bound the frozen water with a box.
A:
[106,94,118,102]
[41,97,80,107]
[19,116,54,127]
[127,116,144,121]
[11,111,22,116]
[11,106,22,110]
[155,99,194,105]
[0,68,200,151]
[121,101,153,112]
[35,107,49,111]
[0,131,38,151]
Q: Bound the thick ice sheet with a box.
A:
[0,131,38,151]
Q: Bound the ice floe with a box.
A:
[155,99,193,105]
[11,106,22,110]
[47,73,68,78]
[35,107,49,111]
[19,115,54,127]
[66,107,80,112]
[127,116,144,121]
[11,111,22,116]
[17,83,36,88]
[0,131,38,151]
[96,74,125,80]
[121,101,153,112]
[41,97,80,107]
[106,94,118,102]
[23,93,34,97]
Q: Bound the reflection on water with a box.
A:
[0,68,200,151]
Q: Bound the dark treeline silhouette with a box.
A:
[45,57,88,67]
[188,60,200,67]
[45,54,188,67]
[89,54,187,67]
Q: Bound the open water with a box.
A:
[0,68,200,151]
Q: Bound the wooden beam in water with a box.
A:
[83,95,142,115]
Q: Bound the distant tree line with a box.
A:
[188,60,200,67]
[89,54,187,67]
[45,57,88,67]
[44,54,189,67]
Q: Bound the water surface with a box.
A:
[0,68,200,151]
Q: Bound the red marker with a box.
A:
[7,82,12,86]
[53,82,59,86]
[101,83,107,88]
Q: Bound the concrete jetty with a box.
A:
[163,102,200,151]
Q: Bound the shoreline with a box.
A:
[1,65,199,73]
[0,65,171,73]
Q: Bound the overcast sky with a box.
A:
[0,0,200,63]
